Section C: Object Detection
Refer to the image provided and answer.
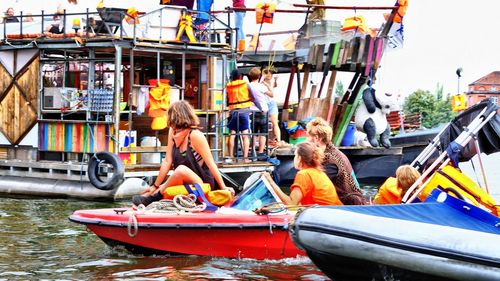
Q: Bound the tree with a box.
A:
[335,80,344,97]
[403,84,455,128]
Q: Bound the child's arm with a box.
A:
[263,172,302,205]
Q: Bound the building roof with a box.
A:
[468,71,500,86]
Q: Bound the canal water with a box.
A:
[0,197,327,280]
[0,153,498,280]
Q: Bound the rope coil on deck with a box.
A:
[127,194,207,237]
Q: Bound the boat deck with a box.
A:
[0,159,273,182]
[272,146,403,157]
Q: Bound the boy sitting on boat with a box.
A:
[374,164,420,204]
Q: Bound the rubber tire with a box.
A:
[88,152,125,191]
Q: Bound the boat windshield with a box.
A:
[231,174,281,211]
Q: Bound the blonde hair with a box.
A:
[396,165,421,193]
[166,100,199,129]
[306,117,333,144]
[296,142,324,168]
[248,67,261,81]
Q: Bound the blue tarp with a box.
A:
[325,190,500,235]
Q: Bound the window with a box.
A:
[491,96,498,105]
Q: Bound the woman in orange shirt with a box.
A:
[374,165,421,204]
[265,142,343,206]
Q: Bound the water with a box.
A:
[0,198,327,280]
[0,153,498,280]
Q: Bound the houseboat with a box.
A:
[0,3,274,200]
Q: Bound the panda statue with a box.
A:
[354,87,398,148]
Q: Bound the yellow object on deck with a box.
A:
[161,183,211,199]
[419,164,499,216]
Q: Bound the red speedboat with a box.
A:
[69,174,305,260]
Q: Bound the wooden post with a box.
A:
[281,62,296,122]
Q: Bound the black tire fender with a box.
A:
[88,152,125,190]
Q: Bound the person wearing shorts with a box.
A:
[262,68,281,144]
[226,70,254,162]
[248,67,270,156]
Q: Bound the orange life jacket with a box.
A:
[374,177,402,204]
[256,2,276,24]
[226,80,253,110]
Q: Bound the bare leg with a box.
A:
[242,129,250,161]
[228,130,236,158]
[258,135,266,153]
[158,165,203,193]
[270,113,280,142]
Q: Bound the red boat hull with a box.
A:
[70,208,305,260]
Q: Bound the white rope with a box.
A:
[126,194,207,237]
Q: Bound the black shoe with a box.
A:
[132,192,163,207]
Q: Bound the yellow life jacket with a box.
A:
[374,177,402,204]
[341,15,368,33]
[160,183,232,206]
[226,80,253,110]
[148,80,171,130]
[419,164,499,216]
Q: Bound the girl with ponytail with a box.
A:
[265,142,343,206]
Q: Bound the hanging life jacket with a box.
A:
[148,80,171,130]
[256,2,276,24]
[125,7,140,24]
[226,79,253,110]
[341,15,368,33]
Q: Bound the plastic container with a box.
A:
[140,136,161,164]
[289,137,307,145]
[341,122,356,146]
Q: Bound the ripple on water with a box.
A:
[68,259,132,269]
[0,271,33,277]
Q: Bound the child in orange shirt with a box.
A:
[374,165,421,204]
[265,142,343,206]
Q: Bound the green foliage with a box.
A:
[403,83,456,128]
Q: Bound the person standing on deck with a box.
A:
[232,0,245,48]
[248,67,269,158]
[226,69,254,163]
[306,118,367,205]
[3,7,19,23]
[306,0,325,21]
[132,101,234,207]
[261,67,281,146]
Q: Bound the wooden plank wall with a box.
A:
[0,50,39,145]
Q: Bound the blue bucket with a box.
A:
[341,123,356,146]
